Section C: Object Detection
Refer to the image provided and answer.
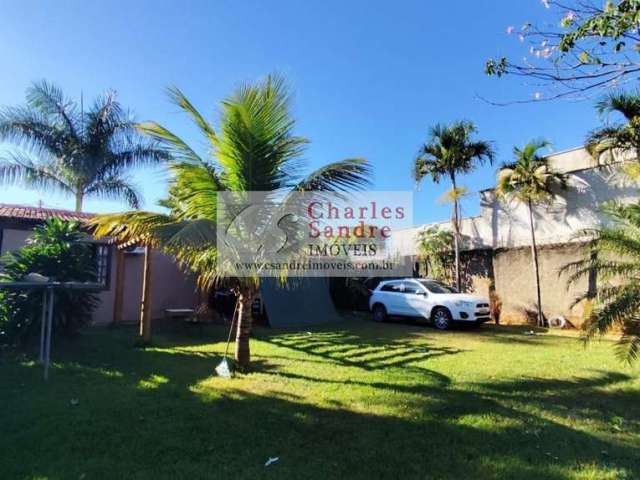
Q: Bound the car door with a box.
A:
[378,281,405,315]
[402,281,429,318]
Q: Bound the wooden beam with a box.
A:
[112,249,125,325]
[139,246,152,343]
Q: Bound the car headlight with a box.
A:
[454,301,474,308]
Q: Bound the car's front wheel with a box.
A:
[431,307,452,330]
[372,304,387,323]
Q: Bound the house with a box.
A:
[0,204,200,325]
[389,147,640,325]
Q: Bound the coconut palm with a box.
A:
[413,121,494,291]
[586,90,640,163]
[90,75,371,367]
[0,80,169,211]
[562,201,640,364]
[496,140,568,327]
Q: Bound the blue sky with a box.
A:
[0,0,601,224]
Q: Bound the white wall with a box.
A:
[390,149,640,256]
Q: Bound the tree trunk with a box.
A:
[451,174,462,291]
[112,249,125,324]
[235,287,254,368]
[527,199,544,327]
[75,191,83,213]
[139,246,152,343]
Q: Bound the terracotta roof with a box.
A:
[0,204,95,223]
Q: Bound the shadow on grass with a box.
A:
[1,328,638,480]
[261,328,462,372]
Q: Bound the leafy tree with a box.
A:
[413,121,494,291]
[496,140,568,327]
[563,201,640,363]
[0,80,169,211]
[416,226,454,282]
[0,219,99,343]
[90,75,371,367]
[486,0,640,102]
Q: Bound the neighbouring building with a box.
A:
[0,204,200,325]
[389,147,639,325]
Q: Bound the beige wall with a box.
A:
[1,225,199,326]
[117,250,200,324]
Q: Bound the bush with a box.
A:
[0,219,99,344]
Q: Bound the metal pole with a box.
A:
[39,288,47,363]
[43,287,54,381]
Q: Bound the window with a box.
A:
[402,282,424,295]
[417,280,457,294]
[93,244,111,289]
[380,282,403,293]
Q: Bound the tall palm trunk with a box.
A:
[75,190,84,213]
[527,199,544,327]
[235,286,254,367]
[451,173,461,291]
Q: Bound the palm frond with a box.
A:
[137,121,204,164]
[0,152,74,195]
[165,161,224,220]
[216,74,308,191]
[294,158,371,192]
[26,80,79,138]
[0,106,68,158]
[166,86,217,145]
[595,90,640,120]
[109,143,172,170]
[89,211,177,247]
[84,176,142,209]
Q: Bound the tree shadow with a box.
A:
[1,329,639,480]
[261,328,462,372]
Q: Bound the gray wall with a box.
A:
[491,243,592,325]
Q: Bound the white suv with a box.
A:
[369,278,491,330]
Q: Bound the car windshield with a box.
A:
[417,280,458,294]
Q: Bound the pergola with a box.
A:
[0,281,103,380]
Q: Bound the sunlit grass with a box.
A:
[1,319,638,479]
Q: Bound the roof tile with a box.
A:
[0,204,95,223]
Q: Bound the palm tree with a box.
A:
[496,140,568,327]
[586,90,640,163]
[413,121,494,291]
[0,80,169,211]
[562,201,640,364]
[90,75,371,367]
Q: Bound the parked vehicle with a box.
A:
[368,278,491,329]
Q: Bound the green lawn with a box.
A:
[1,317,639,479]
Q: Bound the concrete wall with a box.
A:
[492,243,592,325]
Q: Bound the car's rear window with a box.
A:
[380,282,403,293]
